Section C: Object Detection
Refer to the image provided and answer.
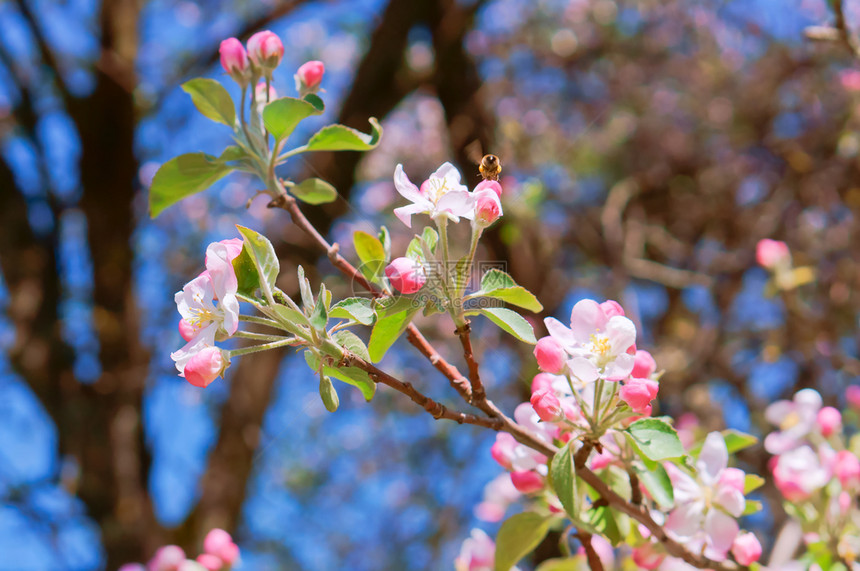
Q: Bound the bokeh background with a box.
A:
[1,0,859,569]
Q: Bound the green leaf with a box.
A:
[304,350,320,371]
[303,93,325,112]
[494,512,553,571]
[319,375,339,412]
[481,268,517,291]
[744,474,765,494]
[468,288,543,313]
[742,500,763,516]
[236,225,279,299]
[149,153,232,218]
[305,118,383,151]
[290,178,338,205]
[333,330,370,361]
[471,307,537,344]
[375,294,420,317]
[182,78,236,127]
[218,145,248,163]
[723,429,758,454]
[323,364,375,401]
[378,226,391,263]
[585,505,621,546]
[535,559,582,571]
[270,304,309,331]
[233,246,262,299]
[310,284,328,331]
[627,418,685,461]
[297,266,314,312]
[549,442,578,520]
[262,96,323,141]
[330,297,376,325]
[368,306,420,362]
[354,231,386,284]
[636,464,674,510]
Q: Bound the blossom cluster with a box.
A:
[120,528,240,571]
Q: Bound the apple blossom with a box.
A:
[203,529,239,565]
[544,299,637,383]
[772,444,833,501]
[530,388,563,422]
[183,346,227,388]
[472,188,502,227]
[534,336,565,373]
[474,473,520,522]
[246,30,283,69]
[175,239,243,339]
[296,60,325,94]
[731,532,762,565]
[455,529,505,571]
[620,377,659,415]
[254,80,277,103]
[834,450,860,488]
[384,256,427,294]
[764,388,823,454]
[756,238,790,269]
[148,545,186,571]
[392,163,474,227]
[510,470,544,493]
[599,299,625,317]
[474,179,502,197]
[664,432,746,561]
[632,541,666,569]
[817,406,842,437]
[218,38,249,86]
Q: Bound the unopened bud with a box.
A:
[319,375,339,412]
[247,30,284,70]
[219,38,250,86]
[296,60,325,96]
[473,189,502,227]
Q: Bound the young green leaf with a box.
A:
[262,97,323,141]
[688,429,758,457]
[585,505,622,546]
[269,304,309,332]
[481,268,517,291]
[626,418,685,461]
[305,118,383,151]
[470,307,537,344]
[354,231,386,284]
[310,284,328,331]
[742,500,763,516]
[330,297,376,325]
[323,365,376,401]
[289,178,338,205]
[549,441,578,520]
[378,226,391,263]
[333,330,370,361]
[494,512,553,571]
[297,266,314,312]
[744,474,765,494]
[149,153,232,218]
[468,288,543,313]
[302,93,325,112]
[236,225,280,299]
[181,78,236,127]
[368,306,420,362]
[636,464,674,510]
[319,375,339,412]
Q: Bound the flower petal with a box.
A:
[570,299,606,343]
[435,189,475,220]
[665,502,704,539]
[697,432,729,486]
[432,162,466,190]
[170,323,218,373]
[704,509,738,558]
[604,352,634,381]
[606,316,636,355]
[544,317,576,350]
[714,486,745,518]
[220,293,240,336]
[569,357,599,384]
[393,202,429,228]
[394,164,424,202]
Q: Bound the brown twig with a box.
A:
[455,321,487,403]
[576,532,605,571]
[832,0,860,58]
[627,466,643,506]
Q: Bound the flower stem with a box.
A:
[226,337,298,358]
[233,330,290,342]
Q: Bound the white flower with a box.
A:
[392,162,474,227]
[764,388,822,454]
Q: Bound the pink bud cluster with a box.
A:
[219,32,324,96]
[121,529,239,571]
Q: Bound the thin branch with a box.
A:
[576,532,605,571]
[831,0,860,58]
[455,322,486,403]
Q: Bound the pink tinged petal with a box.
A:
[431,161,465,188]
[664,463,703,504]
[393,164,425,202]
[717,467,745,494]
[178,319,198,342]
[763,431,798,455]
[731,532,762,565]
[184,347,224,388]
[764,400,794,425]
[714,487,745,518]
[606,316,637,355]
[544,317,576,349]
[665,503,704,539]
[195,554,223,571]
[435,189,475,220]
[704,509,738,557]
[393,202,429,228]
[794,388,823,411]
[697,432,729,486]
[510,470,544,494]
[604,352,635,380]
[570,299,607,342]
[568,357,599,384]
[171,323,218,373]
[206,242,239,299]
[632,350,657,378]
[148,545,186,571]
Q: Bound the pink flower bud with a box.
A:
[473,189,502,226]
[510,470,544,494]
[296,60,325,93]
[631,350,657,378]
[490,432,517,470]
[731,532,762,565]
[384,257,426,294]
[632,543,665,570]
[835,450,860,488]
[246,31,284,69]
[179,319,198,342]
[254,81,277,102]
[599,299,625,318]
[718,467,746,494]
[219,38,249,85]
[619,378,659,415]
[839,491,853,514]
[203,529,239,564]
[534,336,565,373]
[530,389,563,422]
[195,554,223,571]
[530,373,555,394]
[847,386,860,409]
[148,546,186,571]
[756,239,790,269]
[817,406,842,437]
[184,347,225,388]
[474,179,502,197]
